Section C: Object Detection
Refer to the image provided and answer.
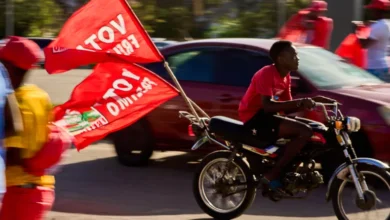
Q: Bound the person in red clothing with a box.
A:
[335,23,371,69]
[238,40,336,194]
[277,0,333,49]
[0,36,73,220]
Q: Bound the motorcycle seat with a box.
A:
[208,116,271,148]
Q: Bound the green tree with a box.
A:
[130,0,194,40]
[130,0,158,34]
[206,0,311,38]
[0,0,64,38]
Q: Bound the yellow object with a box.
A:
[335,121,343,130]
[5,84,55,188]
[336,134,345,145]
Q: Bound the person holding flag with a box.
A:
[277,0,333,49]
[0,36,73,220]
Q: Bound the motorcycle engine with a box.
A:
[283,171,324,195]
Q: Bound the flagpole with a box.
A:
[122,0,208,121]
[163,61,201,121]
[114,56,210,120]
[189,99,209,118]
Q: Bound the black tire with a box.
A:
[110,119,154,167]
[329,164,390,220]
[193,150,257,220]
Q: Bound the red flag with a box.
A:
[44,0,163,74]
[53,62,179,150]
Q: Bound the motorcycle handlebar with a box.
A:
[313,102,340,120]
[314,102,339,107]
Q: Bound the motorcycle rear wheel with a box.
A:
[193,150,257,220]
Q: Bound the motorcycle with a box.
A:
[179,102,390,220]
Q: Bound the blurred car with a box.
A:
[152,38,178,49]
[110,38,390,173]
[0,39,7,47]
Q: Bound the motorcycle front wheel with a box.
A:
[193,150,257,220]
[330,164,390,220]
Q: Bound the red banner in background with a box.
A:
[44,0,163,74]
[53,62,179,150]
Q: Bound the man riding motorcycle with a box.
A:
[238,40,336,194]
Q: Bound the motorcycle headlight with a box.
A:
[345,116,361,132]
[378,106,390,126]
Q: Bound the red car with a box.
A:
[110,38,390,173]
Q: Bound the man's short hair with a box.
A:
[269,40,293,63]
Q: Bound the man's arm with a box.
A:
[261,96,315,114]
[255,70,314,113]
[357,21,381,49]
[262,95,338,116]
[262,72,336,114]
[276,79,299,114]
[358,38,376,49]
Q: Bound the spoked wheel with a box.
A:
[193,151,257,220]
[330,164,390,220]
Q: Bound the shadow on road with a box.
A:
[52,152,336,218]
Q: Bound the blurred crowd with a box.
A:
[277,0,390,82]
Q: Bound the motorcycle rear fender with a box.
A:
[325,157,390,202]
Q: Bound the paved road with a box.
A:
[43,143,389,220]
[27,69,91,104]
[46,143,340,220]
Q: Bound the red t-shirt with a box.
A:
[238,65,292,122]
